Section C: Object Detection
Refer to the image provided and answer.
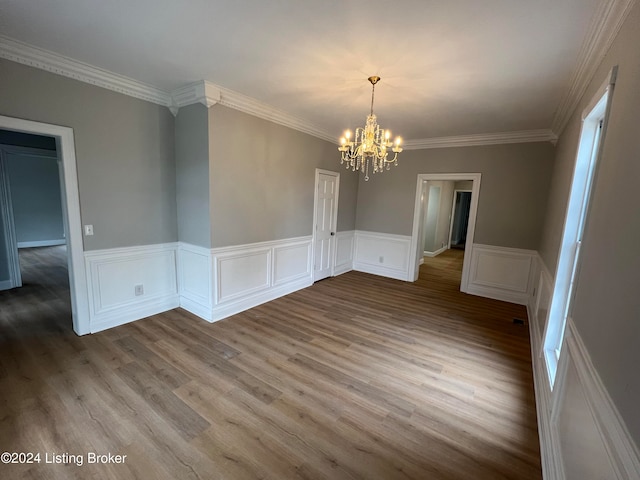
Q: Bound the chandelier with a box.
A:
[338,76,402,181]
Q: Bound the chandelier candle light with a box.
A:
[338,76,402,181]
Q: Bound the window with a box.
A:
[543,68,616,388]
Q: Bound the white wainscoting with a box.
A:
[466,244,537,305]
[84,243,179,333]
[352,231,412,281]
[209,236,313,322]
[527,258,640,480]
[334,230,354,275]
[177,243,213,321]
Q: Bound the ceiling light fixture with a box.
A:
[338,76,402,181]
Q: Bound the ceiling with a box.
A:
[0,0,602,142]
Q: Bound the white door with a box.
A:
[313,170,339,281]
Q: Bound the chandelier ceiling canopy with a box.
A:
[338,76,402,181]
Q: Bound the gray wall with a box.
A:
[0,59,177,250]
[355,142,555,250]
[208,105,358,248]
[175,104,211,248]
[6,152,65,245]
[538,2,640,445]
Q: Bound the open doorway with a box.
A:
[0,131,72,331]
[0,115,89,335]
[408,173,481,292]
[449,190,472,250]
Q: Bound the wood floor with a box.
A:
[0,247,541,479]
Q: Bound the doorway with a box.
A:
[0,115,89,335]
[409,173,481,292]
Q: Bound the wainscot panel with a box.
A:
[353,231,412,281]
[209,236,313,322]
[466,244,537,305]
[85,243,179,333]
[334,230,354,275]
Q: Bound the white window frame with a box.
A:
[542,67,616,388]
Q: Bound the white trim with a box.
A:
[567,320,640,479]
[423,245,447,258]
[466,244,537,305]
[18,239,66,248]
[0,35,171,106]
[84,243,179,333]
[334,230,355,276]
[353,231,412,281]
[210,236,313,322]
[551,0,635,135]
[528,256,640,479]
[217,86,335,143]
[169,80,221,115]
[403,129,557,150]
[177,242,213,321]
[408,173,481,290]
[527,259,566,480]
[0,115,90,335]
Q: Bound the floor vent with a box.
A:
[513,318,526,326]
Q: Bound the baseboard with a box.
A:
[178,295,212,322]
[17,239,66,248]
[90,295,180,333]
[352,262,410,281]
[423,245,447,257]
[210,277,312,322]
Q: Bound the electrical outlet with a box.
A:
[84,224,94,236]
[134,284,144,296]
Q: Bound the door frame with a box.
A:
[311,168,339,281]
[408,173,481,291]
[0,115,90,335]
[447,189,473,249]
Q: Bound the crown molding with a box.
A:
[0,35,172,107]
[169,81,221,115]
[403,129,557,150]
[551,0,637,136]
[216,86,336,143]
